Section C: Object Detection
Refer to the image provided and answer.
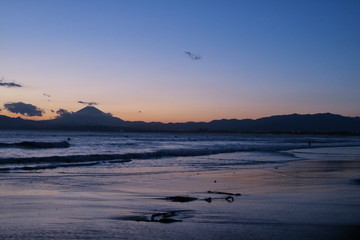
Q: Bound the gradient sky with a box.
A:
[1,0,359,122]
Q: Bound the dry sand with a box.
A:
[0,153,359,239]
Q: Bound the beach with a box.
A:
[2,1,359,239]
[1,146,359,240]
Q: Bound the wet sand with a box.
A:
[0,152,360,239]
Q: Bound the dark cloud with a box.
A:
[185,51,201,60]
[78,101,98,106]
[3,102,44,117]
[43,93,51,97]
[56,108,73,118]
[0,77,22,88]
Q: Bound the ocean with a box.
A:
[1,130,360,239]
[1,130,360,173]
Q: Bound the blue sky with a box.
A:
[1,0,359,122]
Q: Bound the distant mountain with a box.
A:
[1,106,359,134]
[48,106,125,129]
[204,113,360,133]
[0,115,35,129]
[129,113,360,133]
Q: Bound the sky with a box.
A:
[0,0,359,122]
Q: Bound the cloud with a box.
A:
[3,102,44,117]
[78,101,98,106]
[0,77,22,88]
[56,108,73,118]
[185,51,201,60]
[43,93,51,97]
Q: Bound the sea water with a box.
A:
[1,130,360,173]
[1,130,360,240]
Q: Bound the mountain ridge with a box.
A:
[51,106,125,127]
[0,106,359,133]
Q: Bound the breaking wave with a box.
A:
[1,142,359,171]
[0,141,70,149]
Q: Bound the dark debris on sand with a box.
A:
[164,196,198,202]
[207,191,241,196]
[112,210,194,224]
[112,192,242,224]
[351,179,360,185]
[164,191,241,204]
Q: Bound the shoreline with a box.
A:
[2,128,360,136]
[0,148,360,239]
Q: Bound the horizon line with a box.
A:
[1,106,359,124]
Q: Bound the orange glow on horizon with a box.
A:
[2,106,359,124]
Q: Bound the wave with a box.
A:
[2,142,359,167]
[0,146,266,165]
[0,141,70,149]
[0,161,100,172]
[0,154,131,165]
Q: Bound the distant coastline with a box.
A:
[1,106,360,134]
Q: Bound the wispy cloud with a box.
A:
[0,77,22,88]
[185,51,201,60]
[56,108,72,118]
[43,93,51,101]
[78,101,98,106]
[3,102,44,117]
